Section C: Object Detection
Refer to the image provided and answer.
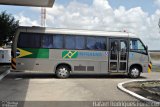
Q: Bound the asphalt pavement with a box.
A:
[0,65,160,107]
[0,64,10,75]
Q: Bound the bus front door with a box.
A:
[109,38,128,73]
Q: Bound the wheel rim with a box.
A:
[131,68,139,77]
[57,68,69,77]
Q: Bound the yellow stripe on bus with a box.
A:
[148,68,151,73]
[148,63,152,73]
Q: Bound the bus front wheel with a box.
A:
[55,65,70,78]
[128,66,141,78]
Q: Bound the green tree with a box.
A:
[0,11,19,46]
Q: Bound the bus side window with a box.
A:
[18,33,41,48]
[65,35,76,49]
[130,39,146,53]
[53,35,63,49]
[130,40,138,50]
[42,34,53,48]
[42,34,63,49]
[75,36,85,49]
[95,37,106,50]
[86,37,106,50]
[86,37,96,50]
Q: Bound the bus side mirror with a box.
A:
[145,45,148,50]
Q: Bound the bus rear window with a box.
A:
[17,32,41,48]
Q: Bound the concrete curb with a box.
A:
[117,80,160,104]
[0,70,10,80]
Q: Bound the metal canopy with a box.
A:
[0,0,55,7]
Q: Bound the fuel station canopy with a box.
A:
[0,0,55,7]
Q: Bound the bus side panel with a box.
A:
[15,49,109,73]
[128,52,149,73]
[16,58,53,72]
[50,50,109,74]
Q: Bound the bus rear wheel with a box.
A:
[55,65,70,78]
[128,66,141,78]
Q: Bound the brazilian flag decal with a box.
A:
[62,51,78,59]
[16,48,49,58]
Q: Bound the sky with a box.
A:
[0,0,160,50]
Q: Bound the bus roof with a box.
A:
[18,26,138,38]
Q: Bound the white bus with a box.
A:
[11,26,152,78]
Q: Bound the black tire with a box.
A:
[55,65,70,78]
[128,66,141,78]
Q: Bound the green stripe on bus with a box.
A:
[62,51,78,59]
[18,48,49,58]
